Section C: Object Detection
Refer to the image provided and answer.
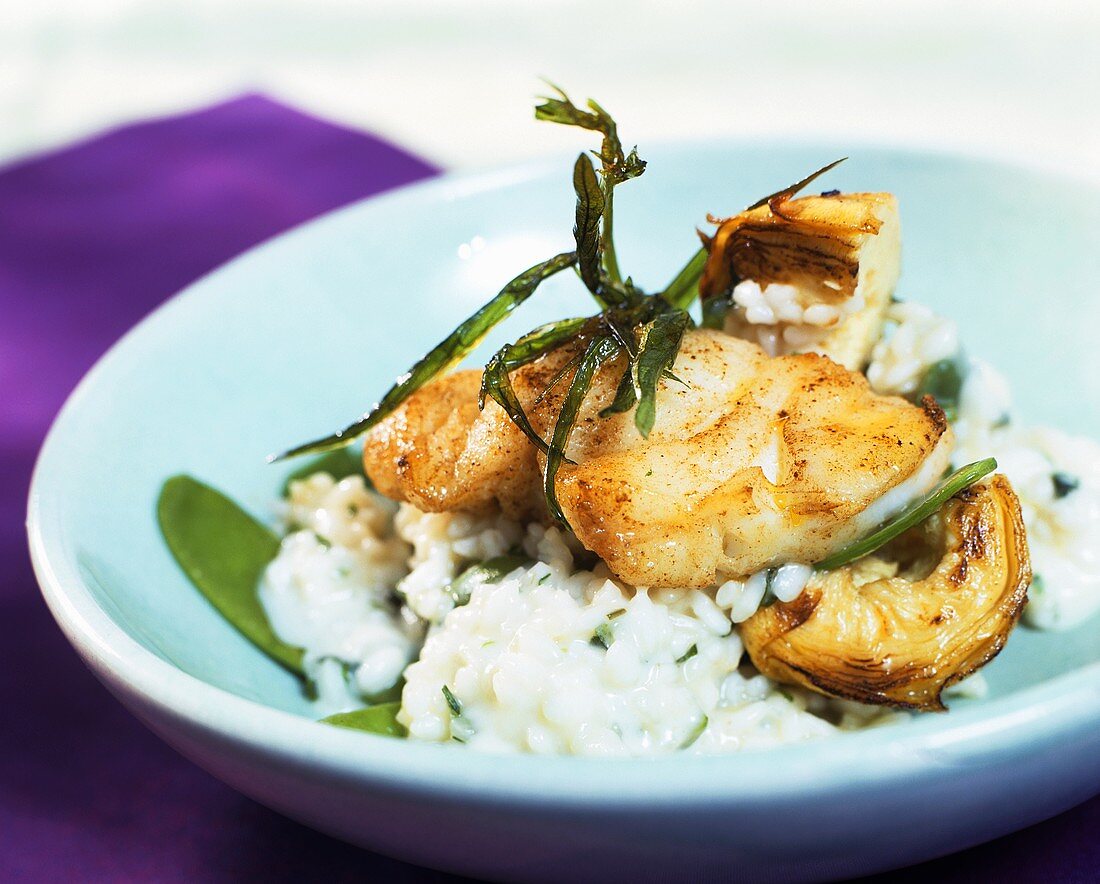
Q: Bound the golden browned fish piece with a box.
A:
[364,369,545,522]
[551,329,951,587]
[739,475,1031,710]
[365,328,952,588]
[700,192,900,370]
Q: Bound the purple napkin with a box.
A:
[1,94,1096,882]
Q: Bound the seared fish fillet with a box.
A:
[701,192,900,371]
[551,330,952,586]
[365,329,951,587]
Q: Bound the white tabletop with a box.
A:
[3,0,1098,178]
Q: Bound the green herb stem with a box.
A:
[275,251,578,461]
[481,354,554,455]
[662,246,708,311]
[602,184,622,286]
[814,458,998,571]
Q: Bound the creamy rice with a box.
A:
[953,361,1100,629]
[394,506,526,623]
[399,525,862,756]
[261,474,420,715]
[866,301,959,396]
[263,477,896,752]
[726,279,868,357]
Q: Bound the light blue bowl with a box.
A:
[29,142,1100,882]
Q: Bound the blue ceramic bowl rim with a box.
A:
[27,141,1100,807]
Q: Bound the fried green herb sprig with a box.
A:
[536,82,646,290]
[276,85,855,528]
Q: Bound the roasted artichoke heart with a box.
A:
[740,475,1031,711]
[700,192,900,371]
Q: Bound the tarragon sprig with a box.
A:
[537,82,646,290]
[275,83,851,529]
[543,334,622,522]
[480,316,595,455]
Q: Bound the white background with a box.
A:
[2,0,1098,174]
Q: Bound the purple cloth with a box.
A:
[1,94,1095,883]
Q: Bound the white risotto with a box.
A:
[264,479,901,753]
[259,299,1100,754]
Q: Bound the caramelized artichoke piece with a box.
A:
[740,475,1031,711]
[700,192,900,370]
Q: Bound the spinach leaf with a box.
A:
[320,702,406,737]
[157,475,304,674]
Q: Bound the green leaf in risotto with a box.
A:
[680,714,708,749]
[915,355,968,423]
[442,685,463,717]
[676,644,698,664]
[320,702,406,737]
[157,475,304,675]
[448,554,533,606]
[1051,472,1080,500]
